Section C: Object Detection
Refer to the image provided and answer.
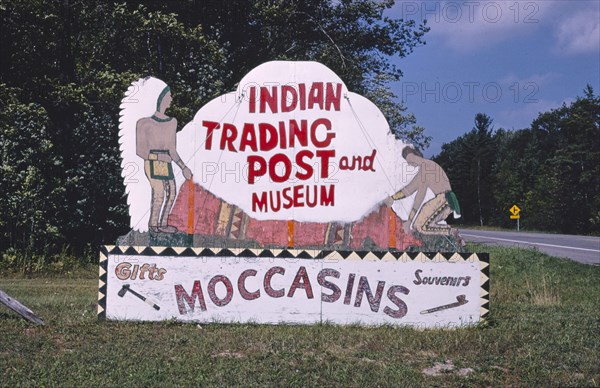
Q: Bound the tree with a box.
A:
[490,128,530,227]
[435,87,600,234]
[471,113,495,226]
[364,73,431,149]
[131,0,431,147]
[0,85,63,252]
[525,86,600,233]
[433,113,496,226]
[0,1,228,254]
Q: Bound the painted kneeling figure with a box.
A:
[387,147,462,237]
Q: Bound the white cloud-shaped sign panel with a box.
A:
[175,61,412,223]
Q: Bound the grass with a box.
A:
[1,245,599,386]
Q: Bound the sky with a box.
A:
[386,0,600,157]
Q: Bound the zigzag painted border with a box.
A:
[97,246,108,320]
[98,246,490,322]
[479,252,490,320]
[103,245,483,261]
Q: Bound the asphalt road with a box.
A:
[459,228,600,266]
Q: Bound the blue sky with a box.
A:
[387,0,600,157]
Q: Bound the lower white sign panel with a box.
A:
[98,247,489,328]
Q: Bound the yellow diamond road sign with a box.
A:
[510,205,521,217]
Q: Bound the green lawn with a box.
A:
[1,245,599,386]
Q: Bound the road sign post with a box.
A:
[509,204,521,231]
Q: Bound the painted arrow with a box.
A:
[420,295,468,315]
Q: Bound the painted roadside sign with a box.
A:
[99,246,489,328]
[121,61,411,228]
[108,61,483,328]
[118,61,465,249]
